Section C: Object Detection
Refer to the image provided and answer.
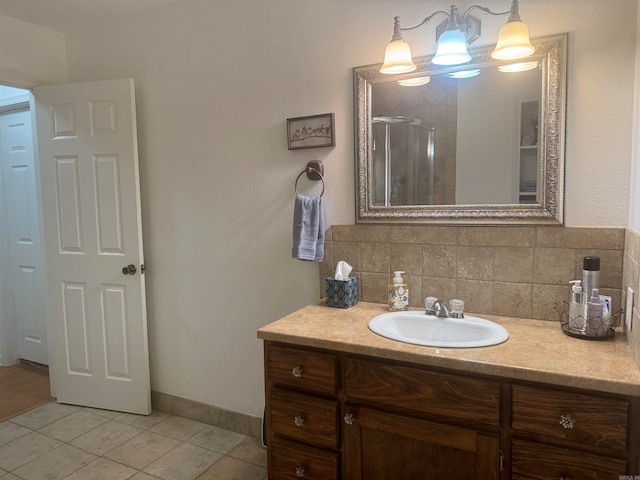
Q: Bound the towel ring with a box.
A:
[295,164,325,197]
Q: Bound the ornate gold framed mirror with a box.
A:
[354,33,567,224]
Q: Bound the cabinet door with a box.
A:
[343,406,500,480]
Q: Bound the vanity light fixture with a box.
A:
[379,0,534,73]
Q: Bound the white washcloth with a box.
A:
[292,194,324,262]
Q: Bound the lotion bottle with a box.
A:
[388,271,409,311]
[586,288,603,337]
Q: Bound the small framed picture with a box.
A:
[287,113,335,150]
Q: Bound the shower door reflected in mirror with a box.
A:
[372,117,434,206]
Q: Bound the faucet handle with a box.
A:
[449,299,465,318]
[425,296,438,310]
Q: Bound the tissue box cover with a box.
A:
[325,277,358,308]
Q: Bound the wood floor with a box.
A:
[0,362,53,422]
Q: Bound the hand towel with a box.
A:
[292,194,324,262]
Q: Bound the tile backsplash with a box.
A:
[623,228,640,366]
[320,225,625,322]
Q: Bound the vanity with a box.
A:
[258,301,640,479]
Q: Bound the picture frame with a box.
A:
[287,113,335,150]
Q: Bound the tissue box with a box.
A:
[325,277,358,308]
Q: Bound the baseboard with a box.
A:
[151,390,262,439]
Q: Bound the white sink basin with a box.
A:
[368,311,509,348]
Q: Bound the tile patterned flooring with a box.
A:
[0,402,267,480]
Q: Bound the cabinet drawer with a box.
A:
[512,439,627,479]
[270,388,338,449]
[512,384,629,455]
[267,345,337,395]
[344,357,500,426]
[270,437,339,480]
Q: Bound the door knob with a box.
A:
[122,264,137,275]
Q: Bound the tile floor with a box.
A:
[0,401,267,480]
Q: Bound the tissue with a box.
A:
[326,261,358,308]
[334,260,352,280]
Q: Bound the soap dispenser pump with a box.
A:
[568,280,586,333]
[388,271,409,311]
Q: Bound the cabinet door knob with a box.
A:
[294,415,305,427]
[344,413,355,425]
[295,466,306,477]
[292,365,302,378]
[559,414,575,429]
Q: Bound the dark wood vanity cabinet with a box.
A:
[263,341,640,480]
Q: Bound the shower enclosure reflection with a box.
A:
[372,116,435,206]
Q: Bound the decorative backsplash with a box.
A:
[623,228,640,366]
[320,225,625,322]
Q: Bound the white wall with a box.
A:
[0,15,67,87]
[630,4,640,233]
[2,0,637,417]
[456,67,541,204]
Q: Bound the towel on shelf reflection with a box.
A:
[292,194,324,262]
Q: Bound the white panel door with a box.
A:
[0,106,48,365]
[34,79,150,414]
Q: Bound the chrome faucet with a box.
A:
[425,299,451,318]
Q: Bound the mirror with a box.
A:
[354,33,567,224]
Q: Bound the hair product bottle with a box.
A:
[582,256,600,306]
[586,288,604,337]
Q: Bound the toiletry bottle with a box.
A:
[568,280,586,333]
[586,288,604,337]
[388,271,409,311]
[582,256,600,306]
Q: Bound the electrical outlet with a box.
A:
[626,286,634,331]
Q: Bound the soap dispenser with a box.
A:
[388,271,409,311]
[568,280,586,333]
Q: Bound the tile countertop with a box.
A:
[257,301,640,397]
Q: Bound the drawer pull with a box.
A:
[295,466,306,477]
[294,415,305,427]
[560,477,571,480]
[559,414,575,429]
[344,413,355,425]
[292,365,303,378]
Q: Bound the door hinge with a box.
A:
[499,449,504,472]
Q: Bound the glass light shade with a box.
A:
[397,76,431,87]
[491,21,535,60]
[498,61,539,73]
[432,29,471,66]
[448,69,480,79]
[380,40,417,74]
